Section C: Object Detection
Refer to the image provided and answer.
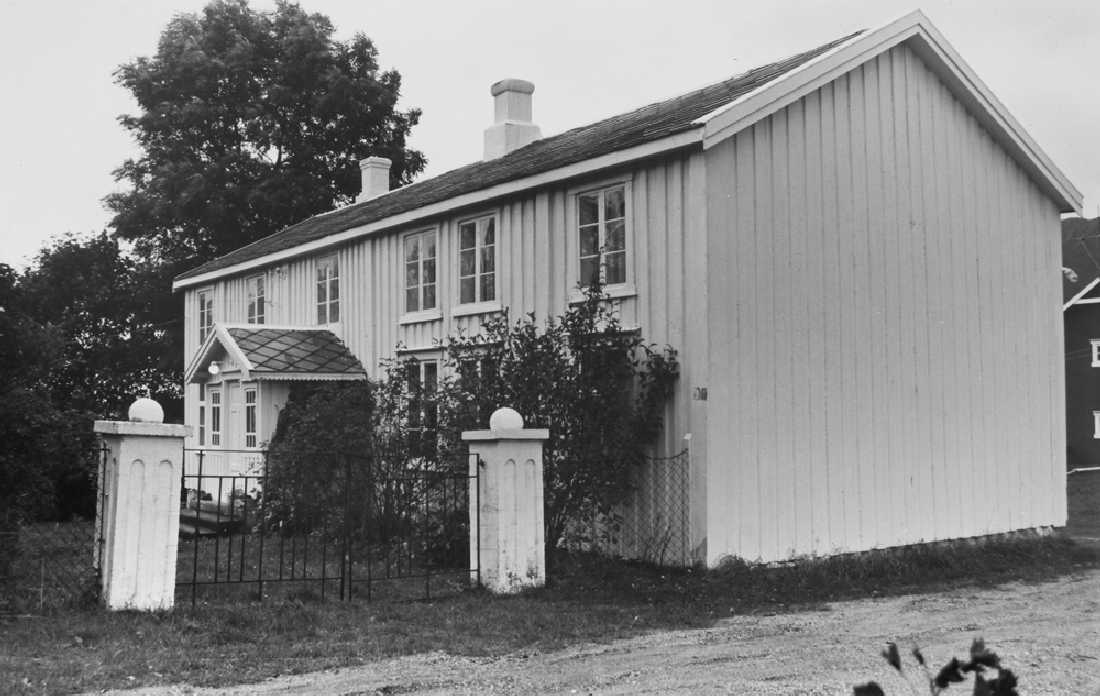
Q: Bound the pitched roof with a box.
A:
[185,325,367,383]
[1063,217,1100,306]
[174,30,862,284]
[227,327,365,377]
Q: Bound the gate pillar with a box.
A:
[462,408,549,593]
[94,398,189,611]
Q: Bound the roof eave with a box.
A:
[171,129,704,292]
[696,10,1083,215]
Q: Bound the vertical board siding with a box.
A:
[705,42,1064,564]
[182,150,709,564]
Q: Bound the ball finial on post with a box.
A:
[127,397,164,424]
[488,407,523,432]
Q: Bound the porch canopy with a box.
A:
[184,324,367,383]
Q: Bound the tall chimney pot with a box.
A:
[483,79,541,160]
[356,156,392,203]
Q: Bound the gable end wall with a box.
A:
[704,42,1065,564]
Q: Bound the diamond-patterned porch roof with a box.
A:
[226,327,365,378]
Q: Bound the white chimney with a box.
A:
[483,79,541,160]
[356,156,391,203]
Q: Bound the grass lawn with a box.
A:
[3,526,1098,695]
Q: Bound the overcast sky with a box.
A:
[1,0,1096,268]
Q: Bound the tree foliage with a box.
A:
[18,233,178,417]
[266,285,680,548]
[107,0,425,264]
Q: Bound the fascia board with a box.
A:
[698,10,1083,215]
[183,329,220,384]
[1063,276,1100,311]
[185,324,255,384]
[172,129,703,292]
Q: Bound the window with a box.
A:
[244,387,258,448]
[578,184,627,286]
[316,257,339,324]
[405,358,438,457]
[1091,340,1100,367]
[458,216,495,304]
[209,389,222,447]
[197,383,206,447]
[404,230,437,313]
[457,354,497,426]
[1094,411,1100,439]
[198,290,213,342]
[246,275,265,324]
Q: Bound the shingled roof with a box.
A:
[175,30,862,284]
[185,325,366,383]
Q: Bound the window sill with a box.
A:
[399,309,443,325]
[568,283,637,305]
[452,301,503,318]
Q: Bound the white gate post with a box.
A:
[462,407,549,593]
[94,398,189,611]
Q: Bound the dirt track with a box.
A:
[102,567,1100,696]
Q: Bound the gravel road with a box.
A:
[99,567,1100,695]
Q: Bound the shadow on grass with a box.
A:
[1,535,1097,695]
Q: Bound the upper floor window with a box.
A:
[578,184,627,286]
[1091,339,1100,367]
[198,290,213,342]
[404,230,437,313]
[316,257,339,324]
[246,275,265,325]
[458,216,495,304]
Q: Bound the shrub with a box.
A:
[855,639,1020,695]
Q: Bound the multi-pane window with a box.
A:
[578,184,627,286]
[244,387,258,448]
[197,383,206,447]
[316,257,339,324]
[404,230,437,313]
[246,275,265,325]
[209,389,222,447]
[457,355,498,427]
[458,217,495,304]
[198,290,213,342]
[405,358,438,457]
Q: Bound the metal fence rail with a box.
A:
[0,444,107,614]
[178,448,480,606]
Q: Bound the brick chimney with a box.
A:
[356,156,391,203]
[483,79,541,160]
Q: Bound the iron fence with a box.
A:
[178,448,480,606]
[568,449,692,566]
[0,444,107,614]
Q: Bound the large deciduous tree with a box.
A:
[107,0,426,264]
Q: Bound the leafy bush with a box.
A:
[855,639,1020,695]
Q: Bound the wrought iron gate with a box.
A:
[178,448,479,606]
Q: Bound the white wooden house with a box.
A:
[173,11,1081,566]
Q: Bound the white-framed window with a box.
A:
[197,383,206,447]
[1090,339,1100,367]
[404,357,439,457]
[578,183,627,287]
[404,229,437,313]
[244,386,258,448]
[316,256,339,324]
[246,275,265,325]
[1094,410,1100,439]
[197,289,214,342]
[209,389,222,447]
[458,216,496,304]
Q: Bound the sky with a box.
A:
[1,0,1097,269]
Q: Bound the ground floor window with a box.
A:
[197,383,206,446]
[405,358,438,458]
[244,386,258,448]
[210,389,222,446]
